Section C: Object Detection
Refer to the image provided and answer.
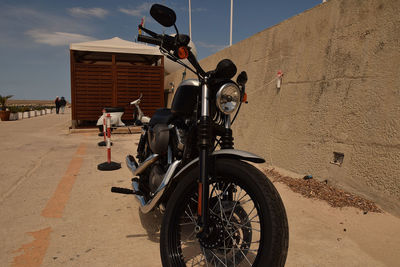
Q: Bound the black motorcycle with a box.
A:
[112,4,288,266]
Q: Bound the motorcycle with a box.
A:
[96,94,150,132]
[112,4,288,266]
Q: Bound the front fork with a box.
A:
[197,81,211,233]
[196,81,233,234]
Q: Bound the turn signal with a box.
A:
[178,47,189,59]
[242,92,247,103]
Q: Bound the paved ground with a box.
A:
[0,108,399,266]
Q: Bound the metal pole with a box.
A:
[230,0,233,46]
[189,0,192,40]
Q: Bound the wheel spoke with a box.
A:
[228,187,244,222]
[235,244,253,266]
[201,247,210,267]
[207,249,228,267]
[230,221,260,232]
[173,178,265,266]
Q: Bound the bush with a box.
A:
[7,104,55,113]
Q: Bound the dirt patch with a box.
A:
[264,168,382,213]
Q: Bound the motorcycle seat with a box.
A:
[149,108,174,127]
[104,107,125,113]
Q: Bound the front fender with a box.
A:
[148,149,265,213]
[170,149,265,188]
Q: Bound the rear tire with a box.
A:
[160,158,289,267]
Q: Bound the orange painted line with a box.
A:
[75,142,87,155]
[12,227,52,267]
[41,143,86,218]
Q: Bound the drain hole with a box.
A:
[331,152,344,166]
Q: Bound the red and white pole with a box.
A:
[97,112,121,171]
[103,116,107,143]
[106,113,112,163]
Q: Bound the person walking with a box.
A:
[60,97,67,114]
[55,96,61,114]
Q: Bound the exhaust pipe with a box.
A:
[130,160,181,214]
[131,179,147,207]
[126,154,159,176]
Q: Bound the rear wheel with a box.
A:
[160,158,288,267]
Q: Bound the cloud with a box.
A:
[0,6,95,35]
[67,7,108,18]
[118,3,152,17]
[0,6,99,48]
[197,41,226,52]
[26,29,95,46]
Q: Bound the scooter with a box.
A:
[96,94,150,132]
[130,93,150,125]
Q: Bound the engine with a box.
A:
[149,164,165,193]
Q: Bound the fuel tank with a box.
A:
[171,79,200,117]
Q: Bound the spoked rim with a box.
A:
[168,177,264,266]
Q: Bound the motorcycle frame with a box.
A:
[137,21,253,235]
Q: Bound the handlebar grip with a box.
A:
[137,34,162,46]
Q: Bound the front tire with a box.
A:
[160,158,289,267]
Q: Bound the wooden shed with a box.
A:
[69,37,164,128]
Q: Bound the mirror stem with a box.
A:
[174,24,179,35]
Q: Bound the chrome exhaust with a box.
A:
[126,154,159,176]
[130,160,181,214]
[131,179,147,207]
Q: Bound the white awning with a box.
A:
[70,37,161,56]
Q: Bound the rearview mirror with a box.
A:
[214,59,237,80]
[150,4,176,27]
[237,71,248,86]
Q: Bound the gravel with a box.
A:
[264,168,382,213]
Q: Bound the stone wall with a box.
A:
[165,0,400,215]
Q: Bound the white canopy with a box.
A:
[70,37,198,75]
[70,37,162,56]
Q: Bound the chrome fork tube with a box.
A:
[198,80,211,233]
[201,82,209,116]
[224,114,231,129]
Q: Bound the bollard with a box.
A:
[97,114,112,146]
[97,114,121,171]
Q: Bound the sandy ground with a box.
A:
[0,108,399,266]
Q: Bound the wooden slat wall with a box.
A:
[73,64,113,120]
[71,51,164,123]
[117,65,164,120]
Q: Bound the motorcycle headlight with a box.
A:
[216,83,241,114]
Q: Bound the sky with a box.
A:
[0,0,322,101]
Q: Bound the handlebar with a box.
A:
[138,25,206,78]
[137,34,162,46]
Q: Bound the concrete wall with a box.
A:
[165,0,400,215]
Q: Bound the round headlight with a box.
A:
[216,83,241,114]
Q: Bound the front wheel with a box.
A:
[160,158,289,267]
